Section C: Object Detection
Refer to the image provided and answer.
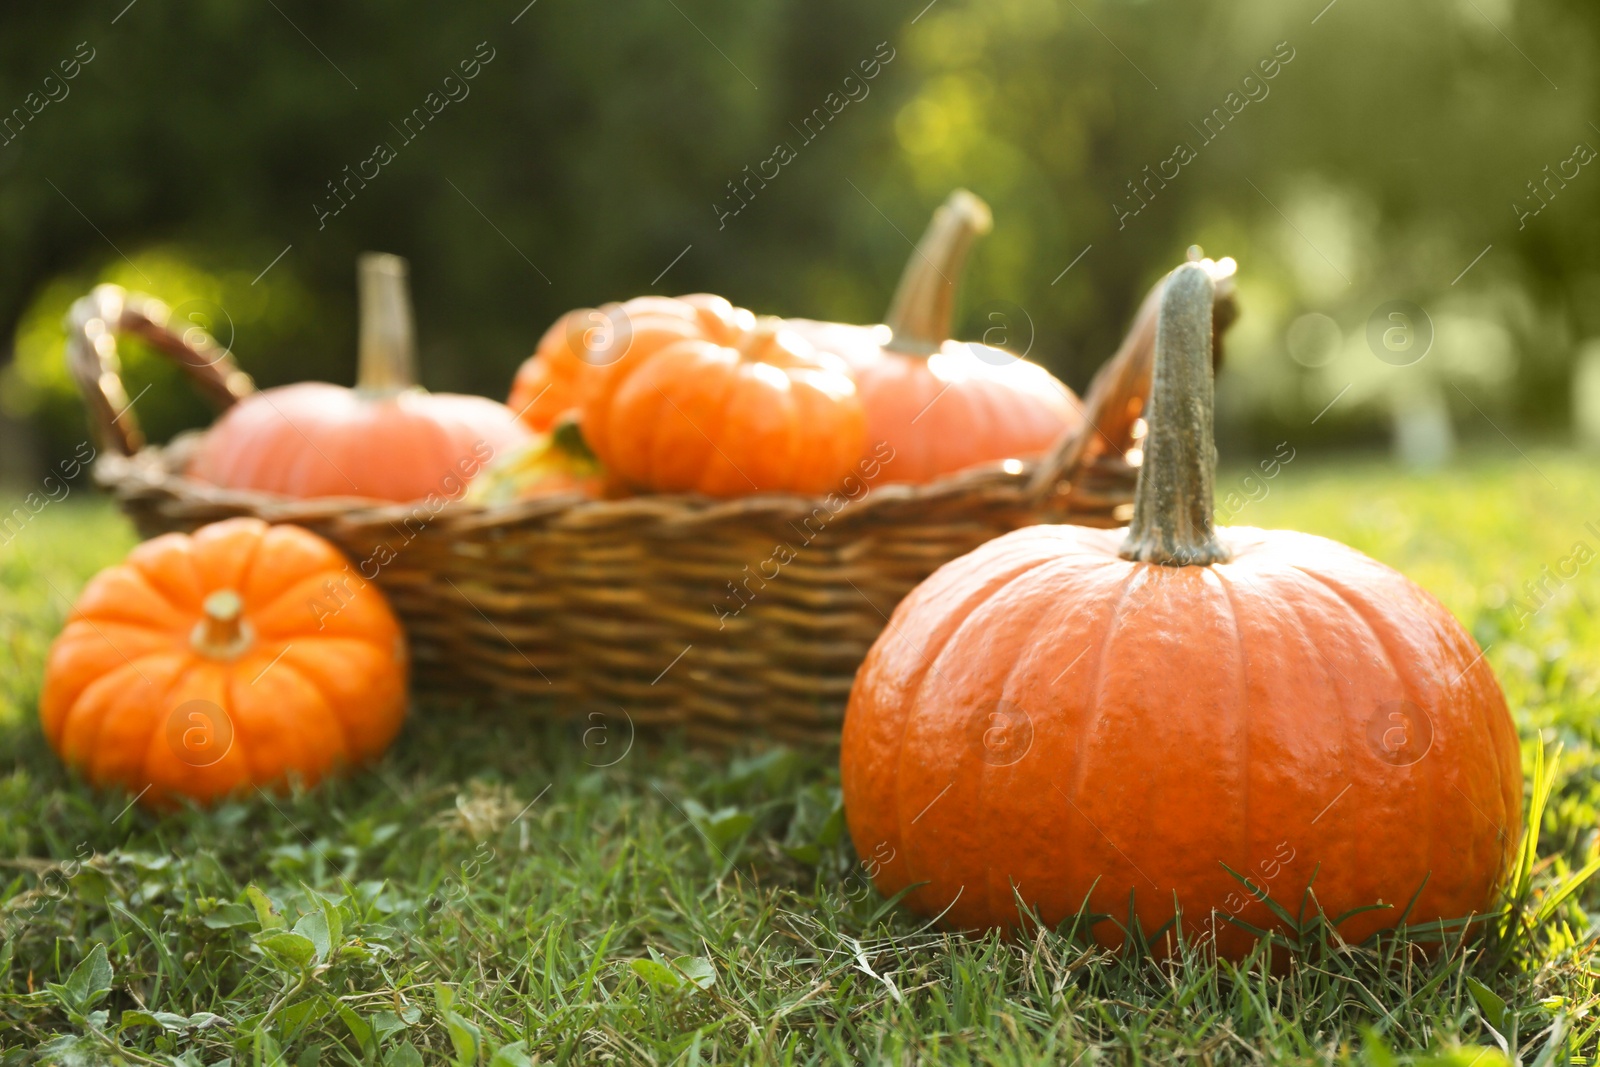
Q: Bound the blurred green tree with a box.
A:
[0,0,1594,468]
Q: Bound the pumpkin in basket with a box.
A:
[509,293,736,433]
[40,517,408,806]
[187,253,528,502]
[787,190,1084,486]
[576,305,866,497]
[465,416,613,503]
[509,302,629,432]
[507,304,600,432]
[839,263,1520,959]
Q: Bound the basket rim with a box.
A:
[95,434,1082,535]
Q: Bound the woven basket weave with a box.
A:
[65,258,1236,746]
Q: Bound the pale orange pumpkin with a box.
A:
[188,254,528,502]
[839,264,1521,959]
[40,517,408,805]
[788,190,1085,486]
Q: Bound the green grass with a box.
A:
[3,448,1600,1065]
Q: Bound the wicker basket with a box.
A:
[65,258,1236,746]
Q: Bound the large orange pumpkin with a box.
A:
[839,263,1521,959]
[787,190,1084,486]
[188,254,528,501]
[40,517,408,805]
[575,302,866,497]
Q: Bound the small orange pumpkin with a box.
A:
[508,294,734,433]
[40,517,408,805]
[508,304,623,433]
[788,190,1084,486]
[839,264,1521,958]
[188,254,528,502]
[576,302,866,497]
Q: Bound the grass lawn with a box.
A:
[3,448,1600,1065]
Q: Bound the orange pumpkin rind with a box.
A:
[839,263,1522,960]
[40,517,409,807]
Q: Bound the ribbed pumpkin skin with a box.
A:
[40,518,408,805]
[509,306,607,432]
[508,294,737,432]
[187,384,528,502]
[787,321,1084,487]
[840,523,1521,959]
[592,339,864,497]
[519,292,1077,489]
[579,301,865,498]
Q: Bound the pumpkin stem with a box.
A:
[1119,262,1232,567]
[356,252,417,396]
[549,415,596,462]
[883,189,993,357]
[193,589,254,660]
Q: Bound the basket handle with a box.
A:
[1027,251,1238,502]
[64,283,256,456]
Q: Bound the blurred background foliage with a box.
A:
[0,0,1595,475]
